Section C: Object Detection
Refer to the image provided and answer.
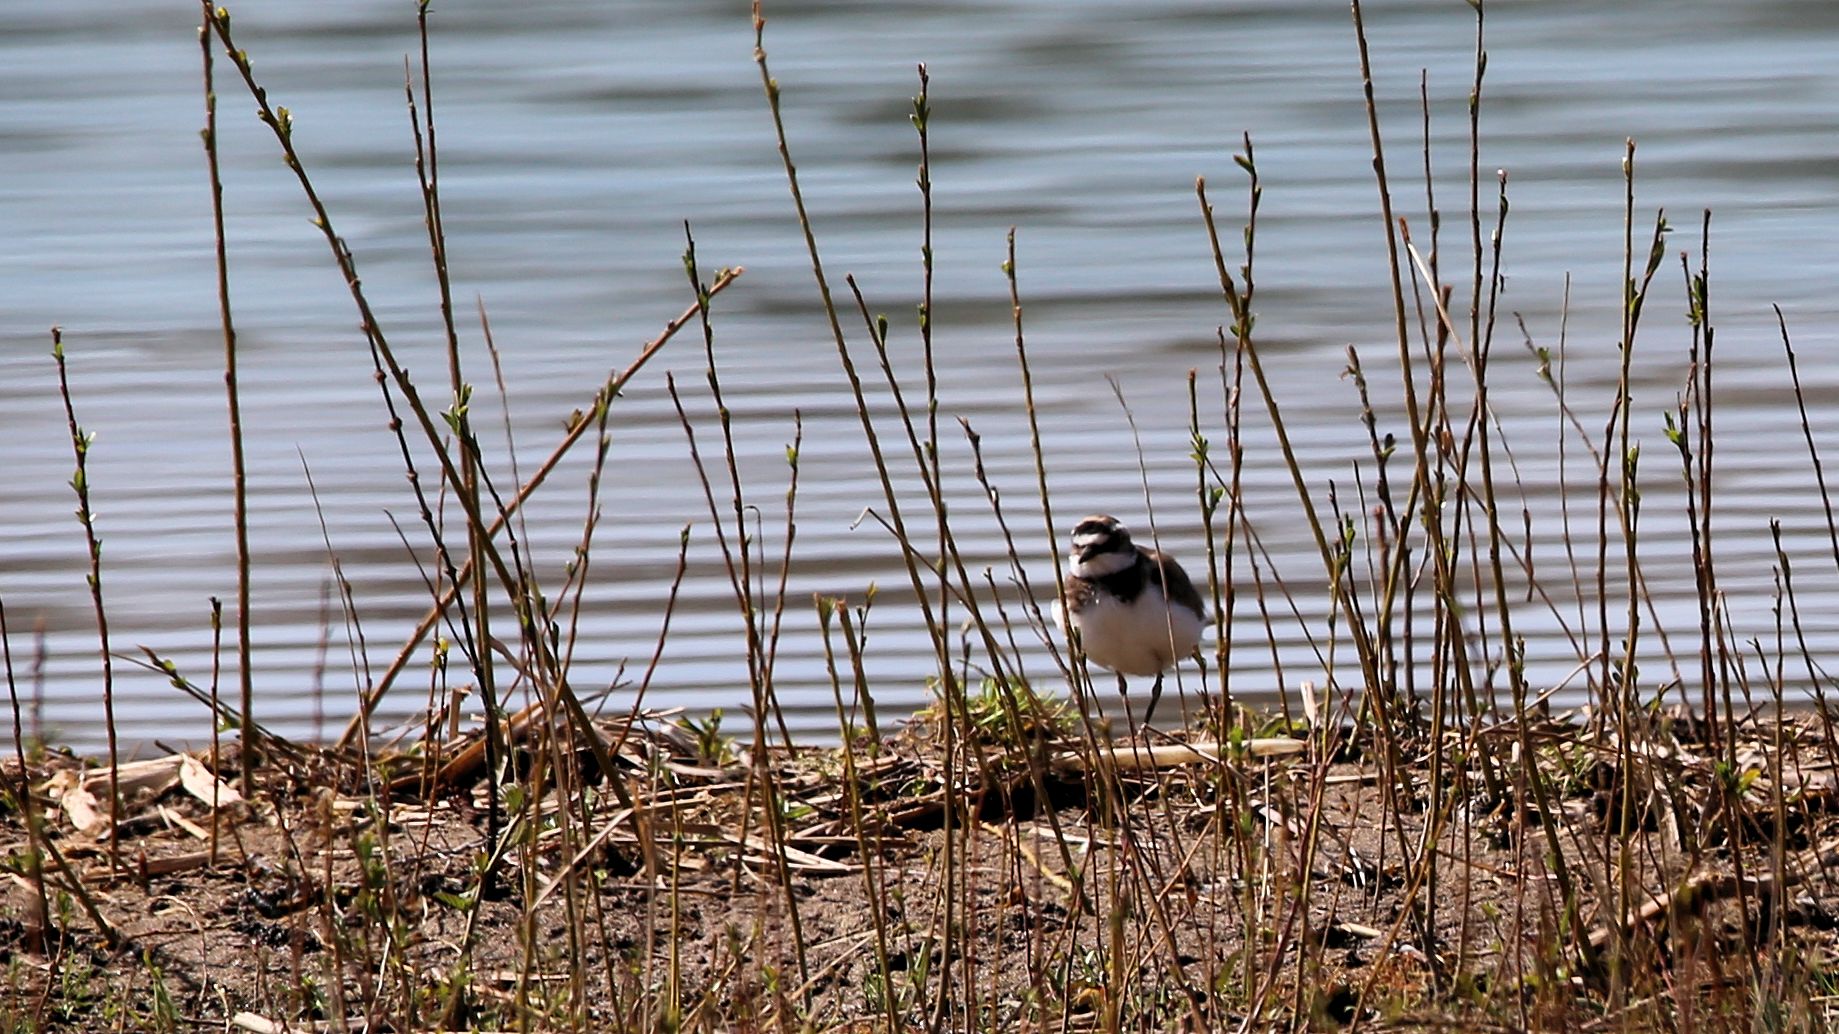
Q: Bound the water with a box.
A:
[4,1,1839,753]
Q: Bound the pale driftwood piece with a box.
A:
[81,755,183,798]
[60,791,103,834]
[158,805,210,841]
[47,771,105,834]
[178,754,243,809]
[62,753,238,818]
[1051,738,1307,773]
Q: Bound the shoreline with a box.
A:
[5,699,1837,1030]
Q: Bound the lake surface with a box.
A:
[5,0,1839,753]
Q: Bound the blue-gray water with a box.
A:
[4,1,1839,752]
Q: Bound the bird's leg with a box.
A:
[1142,672,1165,728]
[1113,672,1135,726]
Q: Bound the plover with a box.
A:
[1055,513,1206,725]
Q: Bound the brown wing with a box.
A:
[1140,547,1207,621]
[1060,573,1100,616]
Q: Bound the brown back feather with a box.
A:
[1140,546,1207,620]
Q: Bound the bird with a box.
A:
[1054,513,1206,726]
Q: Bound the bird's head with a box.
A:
[1069,514,1135,576]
